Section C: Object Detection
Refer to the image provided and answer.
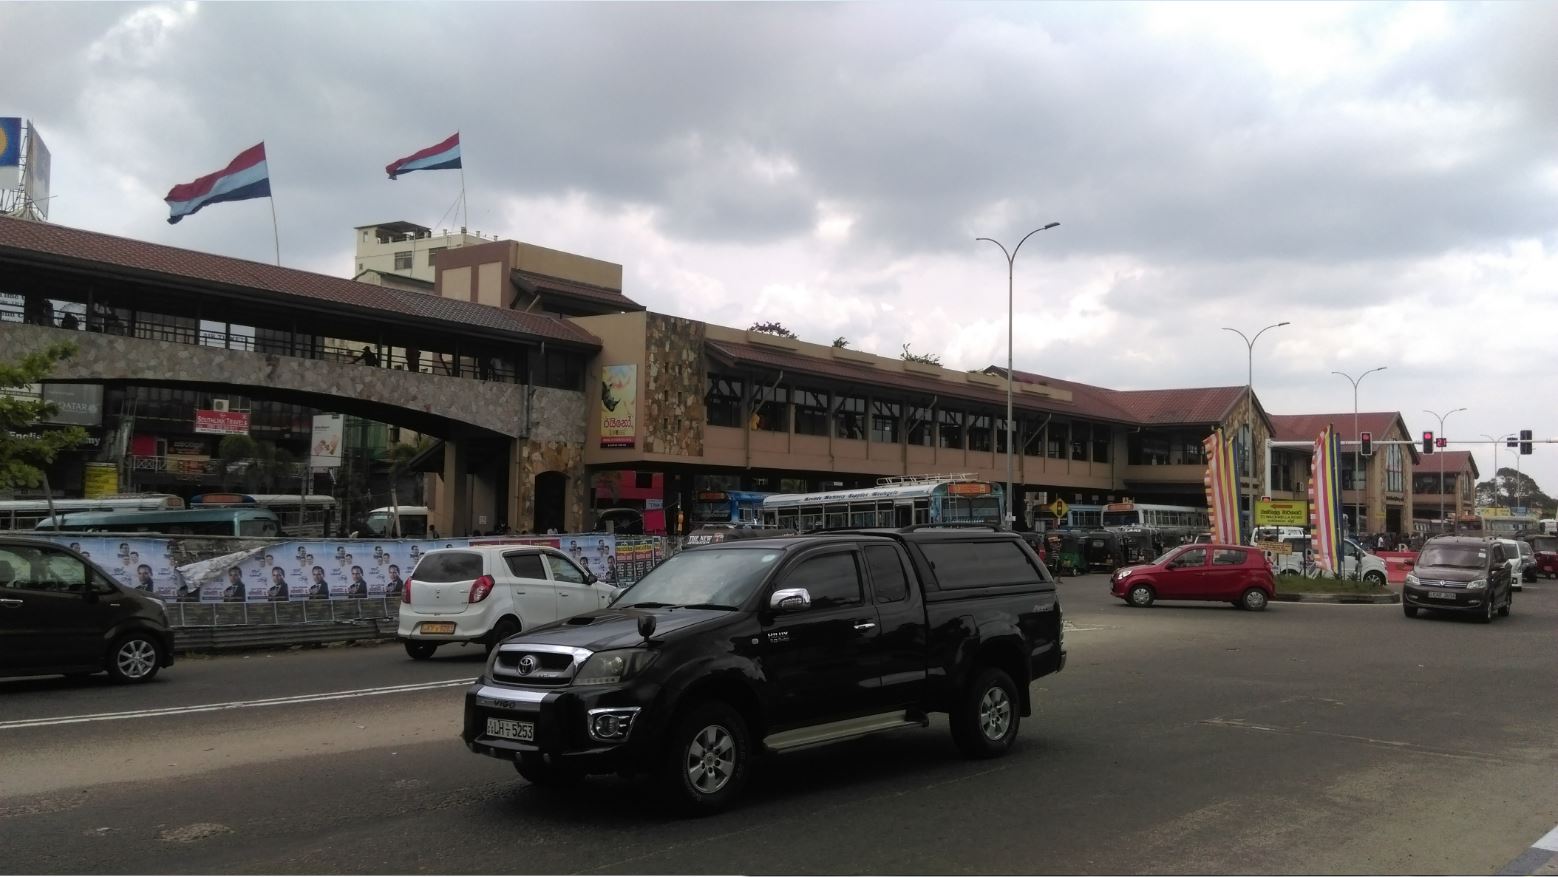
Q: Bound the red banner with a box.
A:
[194,409,249,435]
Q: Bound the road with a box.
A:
[3,576,1557,875]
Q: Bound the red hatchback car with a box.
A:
[1110,543,1276,611]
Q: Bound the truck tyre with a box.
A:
[1127,584,1155,608]
[657,700,751,815]
[1363,571,1386,587]
[515,752,583,788]
[952,666,1021,759]
[404,641,437,660]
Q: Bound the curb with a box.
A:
[1273,592,1400,604]
[171,619,399,654]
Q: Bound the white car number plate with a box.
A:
[486,718,535,741]
[1429,591,1457,600]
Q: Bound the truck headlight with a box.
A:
[575,649,656,686]
[1466,579,1486,590]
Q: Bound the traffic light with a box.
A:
[1521,429,1533,455]
[1422,431,1434,454]
[1359,432,1373,456]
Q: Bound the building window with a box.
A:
[1386,444,1404,493]
[995,417,1010,454]
[1047,421,1068,459]
[393,251,413,271]
[752,382,789,432]
[1239,424,1253,477]
[1071,421,1090,461]
[938,409,964,449]
[835,394,866,440]
[635,472,654,489]
[1127,432,1170,465]
[539,350,584,390]
[967,412,993,453]
[907,406,933,446]
[704,375,744,428]
[794,388,830,436]
[1092,426,1111,464]
[872,400,901,444]
[426,246,446,266]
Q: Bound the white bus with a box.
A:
[1100,501,1210,542]
[760,475,1003,532]
[0,494,185,531]
[190,493,337,537]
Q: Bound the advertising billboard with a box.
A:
[0,117,19,189]
[195,409,250,435]
[599,364,637,449]
[1255,499,1310,527]
[22,121,49,219]
[311,414,344,468]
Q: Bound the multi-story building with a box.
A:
[353,221,487,289]
[1269,413,1417,535]
[1412,450,1478,530]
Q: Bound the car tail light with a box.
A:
[469,574,495,603]
[402,580,414,605]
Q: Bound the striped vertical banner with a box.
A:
[1308,426,1343,574]
[1203,428,1241,544]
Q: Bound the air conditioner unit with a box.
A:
[212,399,230,412]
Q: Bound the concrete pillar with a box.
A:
[442,440,470,537]
[508,437,526,535]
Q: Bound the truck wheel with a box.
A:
[952,666,1021,759]
[1240,588,1269,612]
[404,641,437,660]
[657,700,750,815]
[1363,571,1386,587]
[1127,584,1155,608]
[515,752,583,788]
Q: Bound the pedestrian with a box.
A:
[60,312,79,330]
[1376,533,1386,551]
[427,523,440,540]
[356,345,379,367]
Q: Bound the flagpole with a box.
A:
[458,131,468,231]
[269,196,281,266]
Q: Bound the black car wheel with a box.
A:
[404,641,438,660]
[107,633,162,684]
[515,752,584,788]
[1478,595,1494,624]
[1498,592,1511,617]
[952,666,1021,759]
[485,617,520,655]
[1127,584,1155,608]
[658,700,751,815]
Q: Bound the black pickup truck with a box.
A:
[461,527,1065,813]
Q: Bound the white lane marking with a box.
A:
[0,678,475,731]
[1534,824,1558,852]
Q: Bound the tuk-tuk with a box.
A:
[1042,530,1086,577]
[1529,535,1558,579]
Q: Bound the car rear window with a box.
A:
[1213,548,1248,566]
[919,539,1041,589]
[504,552,546,579]
[413,551,483,582]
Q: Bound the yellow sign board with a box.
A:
[1048,498,1069,519]
[1256,540,1293,555]
[83,463,118,499]
[1255,499,1309,527]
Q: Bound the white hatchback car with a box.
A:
[1494,538,1534,590]
[398,545,619,660]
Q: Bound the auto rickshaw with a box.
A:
[1082,531,1126,573]
[1529,535,1558,579]
[1042,530,1086,577]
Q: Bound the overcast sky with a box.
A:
[8,1,1558,494]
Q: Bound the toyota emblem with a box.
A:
[517,655,537,676]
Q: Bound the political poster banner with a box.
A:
[599,364,638,448]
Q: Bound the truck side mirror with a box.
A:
[769,588,811,612]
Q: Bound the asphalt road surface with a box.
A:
[4,576,1556,875]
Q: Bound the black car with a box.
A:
[0,536,175,682]
[462,527,1064,813]
[1402,535,1513,623]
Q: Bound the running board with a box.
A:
[764,712,929,753]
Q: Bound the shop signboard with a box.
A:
[1255,499,1309,527]
[195,409,250,435]
[599,364,638,449]
[83,462,119,498]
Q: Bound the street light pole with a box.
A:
[1222,322,1289,538]
[1481,434,1503,508]
[978,221,1060,531]
[1425,407,1468,531]
[1331,366,1387,539]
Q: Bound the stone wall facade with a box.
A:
[641,313,706,457]
[1,323,529,438]
[513,438,589,532]
[529,386,587,444]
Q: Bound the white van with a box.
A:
[1268,536,1390,584]
[366,506,430,538]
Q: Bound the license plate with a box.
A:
[1428,591,1457,600]
[420,622,456,635]
[486,718,534,742]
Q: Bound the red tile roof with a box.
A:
[513,269,645,312]
[1003,367,1252,426]
[1268,412,1403,443]
[0,216,600,347]
[1417,450,1478,477]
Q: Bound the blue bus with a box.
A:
[692,490,774,527]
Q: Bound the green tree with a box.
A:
[832,336,849,348]
[384,438,430,537]
[1475,467,1553,512]
[217,434,297,494]
[0,343,89,490]
[899,343,941,366]
[748,321,798,338]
